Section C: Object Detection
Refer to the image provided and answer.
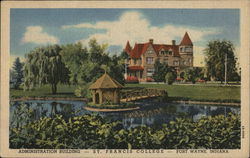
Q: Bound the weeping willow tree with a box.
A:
[204,40,239,82]
[23,45,69,94]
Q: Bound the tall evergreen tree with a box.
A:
[11,57,24,89]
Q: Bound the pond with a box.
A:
[10,99,240,129]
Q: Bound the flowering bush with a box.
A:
[126,76,139,83]
[197,79,205,83]
[176,77,183,81]
[146,77,154,82]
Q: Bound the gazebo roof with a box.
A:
[89,73,124,89]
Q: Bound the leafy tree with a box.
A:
[61,39,124,86]
[89,39,109,65]
[11,57,24,89]
[165,72,175,85]
[153,59,168,82]
[183,68,196,84]
[119,50,129,60]
[204,40,239,82]
[23,45,69,94]
[109,55,125,84]
[60,42,88,85]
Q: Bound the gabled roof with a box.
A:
[125,42,180,58]
[180,32,193,46]
[124,32,193,59]
[125,41,132,52]
[89,73,123,89]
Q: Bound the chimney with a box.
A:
[172,40,176,45]
[149,39,153,44]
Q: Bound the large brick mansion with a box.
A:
[124,32,194,82]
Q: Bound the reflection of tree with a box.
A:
[210,107,226,117]
[187,106,201,121]
[51,102,58,117]
[162,105,177,115]
[10,102,35,129]
[58,103,74,119]
[49,102,76,119]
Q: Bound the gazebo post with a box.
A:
[99,90,103,104]
[92,90,96,104]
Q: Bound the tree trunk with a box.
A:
[51,83,57,94]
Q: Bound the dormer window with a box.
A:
[148,50,153,54]
[134,59,137,65]
[160,50,165,55]
[185,47,192,52]
[180,47,183,52]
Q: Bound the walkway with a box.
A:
[120,88,166,102]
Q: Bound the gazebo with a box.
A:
[89,73,123,105]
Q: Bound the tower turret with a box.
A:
[179,32,193,54]
[179,32,193,67]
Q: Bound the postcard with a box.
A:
[1,1,249,158]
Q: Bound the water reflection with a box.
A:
[10,100,240,129]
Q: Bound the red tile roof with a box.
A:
[180,32,193,46]
[128,66,144,70]
[125,32,192,59]
[125,41,132,52]
[125,42,180,58]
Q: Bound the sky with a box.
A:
[10,9,240,66]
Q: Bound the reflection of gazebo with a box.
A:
[89,73,123,105]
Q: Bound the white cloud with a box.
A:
[193,45,240,67]
[193,46,206,67]
[21,26,59,44]
[62,11,220,48]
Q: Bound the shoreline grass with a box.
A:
[125,84,240,103]
[10,83,240,103]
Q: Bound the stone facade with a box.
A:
[124,32,193,82]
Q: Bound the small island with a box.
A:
[86,72,140,112]
[86,72,168,112]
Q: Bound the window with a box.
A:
[160,50,165,55]
[147,68,155,77]
[148,50,153,54]
[134,59,137,65]
[163,58,168,64]
[183,61,187,65]
[173,61,179,66]
[146,57,154,64]
[185,47,192,52]
[138,58,142,65]
[188,58,192,63]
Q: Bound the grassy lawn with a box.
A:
[125,84,240,102]
[10,84,78,98]
[10,83,241,103]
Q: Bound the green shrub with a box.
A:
[74,84,91,99]
[10,113,240,149]
[165,72,175,85]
